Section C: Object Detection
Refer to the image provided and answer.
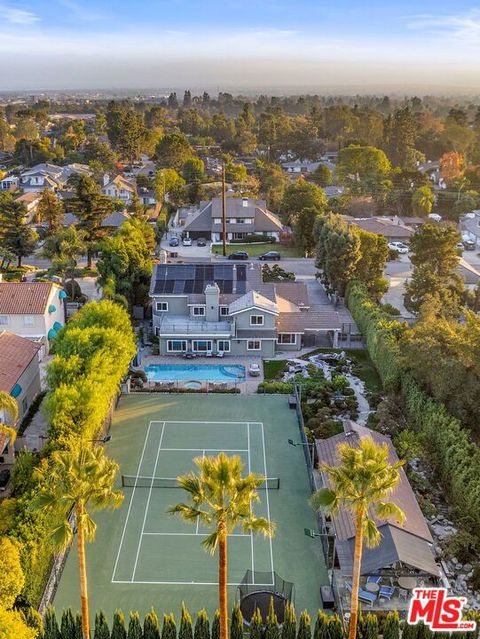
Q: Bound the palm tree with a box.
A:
[31,445,124,639]
[169,452,275,639]
[312,437,405,639]
[0,391,19,450]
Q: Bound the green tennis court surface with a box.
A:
[54,394,328,617]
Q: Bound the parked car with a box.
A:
[259,251,281,261]
[227,251,249,260]
[196,238,207,247]
[169,237,179,247]
[182,237,192,247]
[463,239,476,251]
[0,468,10,490]
[388,241,409,254]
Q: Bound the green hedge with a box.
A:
[346,281,405,391]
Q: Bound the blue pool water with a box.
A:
[144,364,246,382]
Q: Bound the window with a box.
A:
[220,306,229,316]
[167,340,187,353]
[192,340,212,352]
[236,218,245,224]
[22,398,28,414]
[23,315,34,326]
[247,340,261,351]
[0,316,7,326]
[217,340,231,352]
[156,301,168,312]
[192,306,206,316]
[277,333,296,345]
[250,315,264,326]
[214,218,222,224]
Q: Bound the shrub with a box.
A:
[257,381,294,394]
[60,609,77,639]
[297,611,311,639]
[162,614,177,639]
[230,604,243,639]
[112,611,127,639]
[265,598,280,639]
[383,611,400,639]
[179,605,193,639]
[194,610,210,639]
[144,609,161,639]
[211,611,220,639]
[127,612,143,639]
[94,611,110,639]
[282,603,296,639]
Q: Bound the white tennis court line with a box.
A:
[246,423,255,582]
[142,532,250,537]
[113,579,275,586]
[131,422,166,582]
[161,448,248,452]
[261,422,275,581]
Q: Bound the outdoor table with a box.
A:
[365,582,380,593]
[398,576,417,590]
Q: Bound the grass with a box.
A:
[211,243,301,258]
[263,360,288,380]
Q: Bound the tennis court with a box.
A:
[54,394,327,617]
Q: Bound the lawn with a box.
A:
[211,243,301,258]
[263,360,289,380]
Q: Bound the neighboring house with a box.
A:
[316,421,442,612]
[0,331,41,463]
[0,175,20,191]
[102,174,136,203]
[101,210,131,229]
[460,211,480,247]
[150,263,341,357]
[138,187,156,206]
[0,281,66,355]
[344,216,414,243]
[19,162,93,193]
[14,192,41,223]
[182,197,284,243]
[281,159,336,175]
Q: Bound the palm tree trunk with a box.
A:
[348,510,365,639]
[218,526,228,639]
[76,504,90,639]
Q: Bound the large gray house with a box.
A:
[150,263,342,357]
[179,197,284,243]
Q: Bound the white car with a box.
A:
[182,237,192,247]
[388,242,409,254]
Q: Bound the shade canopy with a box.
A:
[10,383,22,398]
[53,321,63,332]
[47,328,57,339]
[48,304,57,314]
[58,290,67,300]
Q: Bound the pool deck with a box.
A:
[138,352,264,394]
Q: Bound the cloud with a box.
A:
[57,0,104,22]
[407,10,480,48]
[0,3,39,24]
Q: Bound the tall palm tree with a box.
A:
[0,391,19,451]
[312,437,405,639]
[169,452,275,639]
[31,445,123,639]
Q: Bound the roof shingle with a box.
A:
[0,282,55,315]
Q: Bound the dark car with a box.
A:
[259,251,281,261]
[227,251,249,260]
[169,237,180,247]
[196,238,207,247]
[0,468,10,490]
[463,239,476,251]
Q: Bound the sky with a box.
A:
[1,0,480,93]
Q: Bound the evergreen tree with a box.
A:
[0,198,38,267]
[383,612,399,639]
[128,612,143,639]
[249,609,263,639]
[282,603,296,639]
[112,610,127,639]
[327,616,343,639]
[265,599,279,639]
[161,614,177,639]
[362,614,377,639]
[37,189,64,234]
[313,611,329,639]
[179,605,193,639]
[211,611,220,639]
[194,610,210,639]
[22,606,44,638]
[416,623,432,639]
[44,606,60,639]
[94,611,110,639]
[230,603,243,639]
[401,622,418,639]
[144,609,160,639]
[296,611,311,639]
[74,613,83,639]
[61,609,76,639]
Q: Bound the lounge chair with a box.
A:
[216,351,224,358]
[367,575,382,585]
[379,586,395,600]
[206,350,213,357]
[344,582,376,606]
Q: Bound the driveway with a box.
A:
[160,231,212,259]
[383,255,414,317]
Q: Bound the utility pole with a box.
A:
[221,161,227,257]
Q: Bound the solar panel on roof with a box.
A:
[237,281,246,294]
[184,280,194,293]
[237,265,246,281]
[154,281,165,294]
[223,281,233,294]
[194,280,204,293]
[165,280,175,293]
[173,280,184,293]
[205,265,214,281]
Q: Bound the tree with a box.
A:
[355,229,389,300]
[169,453,275,639]
[154,169,186,207]
[41,226,86,291]
[194,610,210,639]
[0,607,37,639]
[161,614,177,639]
[411,186,434,217]
[211,612,220,639]
[144,609,161,639]
[0,391,19,456]
[282,604,296,639]
[383,611,400,639]
[183,158,205,183]
[254,161,289,213]
[94,611,110,639]
[384,107,418,167]
[127,612,143,639]
[37,190,64,234]
[44,606,61,639]
[440,152,466,184]
[106,103,146,163]
[31,446,123,639]
[293,207,321,256]
[61,609,77,639]
[249,608,263,639]
[155,133,194,169]
[296,611,311,639]
[265,598,279,639]
[179,605,193,639]
[313,611,328,639]
[72,175,114,267]
[337,145,391,193]
[0,199,38,267]
[282,180,327,223]
[311,164,332,187]
[230,604,243,639]
[83,137,118,175]
[0,537,24,608]
[312,437,405,639]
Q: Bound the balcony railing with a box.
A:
[158,315,234,337]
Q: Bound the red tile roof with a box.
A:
[0,282,55,315]
[0,331,41,393]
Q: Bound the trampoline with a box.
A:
[238,571,294,626]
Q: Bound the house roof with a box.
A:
[315,422,432,544]
[346,217,414,239]
[0,331,41,394]
[0,282,56,315]
[277,310,341,332]
[101,211,130,227]
[14,192,40,205]
[105,175,136,192]
[273,282,309,308]
[183,197,283,234]
[228,290,279,316]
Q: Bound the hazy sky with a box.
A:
[1,0,480,92]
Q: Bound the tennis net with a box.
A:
[121,475,280,489]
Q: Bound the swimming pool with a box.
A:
[144,364,246,382]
